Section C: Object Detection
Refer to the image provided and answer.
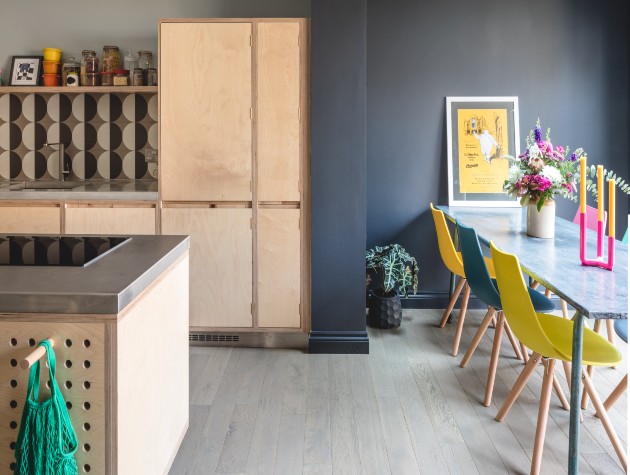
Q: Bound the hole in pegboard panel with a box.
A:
[83,422,91,431]
[66,401,72,410]
[65,360,73,368]
[65,339,73,348]
[10,379,17,388]
[9,420,17,429]
[83,402,91,411]
[28,338,36,347]
[10,462,16,471]
[65,381,73,389]
[10,400,17,409]
[83,360,91,369]
[83,339,91,348]
[10,441,15,450]
[83,443,91,452]
[9,338,17,346]
[10,359,17,367]
[83,381,91,390]
[83,464,91,473]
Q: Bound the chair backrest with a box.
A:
[614,320,628,344]
[572,205,607,231]
[430,204,464,276]
[490,242,567,359]
[457,221,502,309]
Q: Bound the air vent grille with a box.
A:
[189,334,239,343]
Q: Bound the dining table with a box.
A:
[437,205,628,475]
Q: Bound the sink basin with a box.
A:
[11,181,85,190]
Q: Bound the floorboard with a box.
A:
[170,310,627,475]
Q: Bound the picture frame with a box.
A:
[9,56,43,86]
[446,96,520,207]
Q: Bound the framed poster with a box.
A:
[446,96,520,207]
[9,56,43,86]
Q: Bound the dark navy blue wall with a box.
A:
[366,0,629,304]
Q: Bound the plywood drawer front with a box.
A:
[161,207,253,328]
[65,206,156,235]
[0,205,60,234]
[257,22,301,202]
[257,209,301,328]
[160,22,253,201]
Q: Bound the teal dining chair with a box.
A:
[456,221,562,407]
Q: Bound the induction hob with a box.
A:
[0,236,131,267]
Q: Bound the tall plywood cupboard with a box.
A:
[159,19,309,332]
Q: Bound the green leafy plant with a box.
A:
[366,244,419,298]
[576,165,630,202]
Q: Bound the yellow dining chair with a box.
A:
[430,204,499,356]
[490,242,626,475]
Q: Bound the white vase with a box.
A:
[527,200,555,238]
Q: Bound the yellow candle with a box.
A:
[580,158,586,213]
[608,179,615,238]
[597,165,604,221]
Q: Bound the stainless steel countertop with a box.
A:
[0,234,189,314]
[0,180,158,201]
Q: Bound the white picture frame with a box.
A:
[446,96,520,207]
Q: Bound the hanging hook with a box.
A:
[20,338,55,369]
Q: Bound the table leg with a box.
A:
[568,311,584,475]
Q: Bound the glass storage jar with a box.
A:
[85,72,100,86]
[101,71,114,86]
[147,68,158,86]
[113,69,129,86]
[80,50,97,86]
[132,68,144,86]
[102,45,121,72]
[62,58,80,86]
[137,50,153,85]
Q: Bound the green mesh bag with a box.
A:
[14,339,78,475]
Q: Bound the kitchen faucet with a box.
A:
[43,142,69,181]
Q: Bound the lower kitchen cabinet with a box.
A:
[161,207,253,328]
[257,208,301,328]
[64,203,157,235]
[0,203,61,234]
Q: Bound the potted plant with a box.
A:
[366,244,418,329]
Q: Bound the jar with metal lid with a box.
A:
[102,45,121,72]
[80,50,97,86]
[132,68,144,86]
[146,68,158,86]
[62,58,80,87]
[137,50,153,70]
[101,71,114,86]
[85,72,100,86]
[113,69,129,86]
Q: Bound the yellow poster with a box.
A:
[457,109,509,193]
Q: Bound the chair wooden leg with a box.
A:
[496,352,541,421]
[560,299,569,319]
[484,311,505,407]
[451,283,470,357]
[531,359,556,475]
[440,277,466,328]
[582,369,628,472]
[603,374,628,412]
[552,375,570,411]
[460,307,495,368]
[530,280,540,290]
[562,361,572,392]
[544,288,551,298]
[606,319,616,345]
[503,320,523,360]
[520,342,529,363]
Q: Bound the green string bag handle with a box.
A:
[13,339,78,475]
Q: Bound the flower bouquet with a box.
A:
[503,119,583,211]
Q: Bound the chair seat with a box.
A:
[536,313,622,366]
[614,320,628,343]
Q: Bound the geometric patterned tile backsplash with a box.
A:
[0,93,157,180]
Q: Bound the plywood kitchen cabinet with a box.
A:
[64,203,157,235]
[0,203,61,234]
[160,22,253,202]
[159,18,309,332]
[161,206,253,329]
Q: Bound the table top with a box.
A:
[437,206,628,319]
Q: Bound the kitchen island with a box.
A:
[0,234,190,475]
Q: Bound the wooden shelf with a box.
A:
[0,86,157,94]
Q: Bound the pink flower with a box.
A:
[528,156,544,170]
[555,145,565,153]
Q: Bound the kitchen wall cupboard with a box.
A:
[159,18,309,332]
[0,203,61,234]
[64,203,157,235]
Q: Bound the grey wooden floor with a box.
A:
[170,309,627,475]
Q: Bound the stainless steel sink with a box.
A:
[10,181,85,190]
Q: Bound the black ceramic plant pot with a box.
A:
[367,291,402,329]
